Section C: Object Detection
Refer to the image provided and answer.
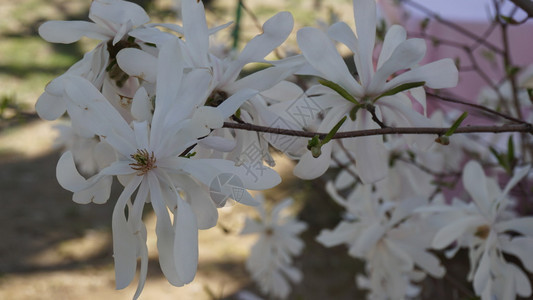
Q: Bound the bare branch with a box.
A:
[223,122,533,139]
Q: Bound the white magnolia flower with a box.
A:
[294,0,458,183]
[36,0,151,122]
[240,196,307,299]
[120,0,305,165]
[53,123,113,175]
[432,161,532,299]
[318,182,445,299]
[55,39,281,299]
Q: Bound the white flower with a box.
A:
[121,0,306,165]
[318,182,445,299]
[36,0,152,122]
[294,0,458,183]
[55,39,281,299]
[431,161,532,299]
[240,196,307,299]
[53,123,113,175]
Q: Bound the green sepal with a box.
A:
[444,112,468,137]
[322,116,347,145]
[489,146,510,173]
[374,81,426,102]
[318,79,360,105]
[349,106,359,121]
[307,135,321,150]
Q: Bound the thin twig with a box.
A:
[427,92,528,125]
[399,0,504,54]
[223,122,533,139]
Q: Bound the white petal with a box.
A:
[176,175,218,230]
[56,151,90,192]
[409,86,427,115]
[351,222,386,256]
[131,87,152,122]
[463,161,491,216]
[293,142,333,180]
[63,76,133,139]
[217,89,258,119]
[192,106,224,130]
[89,0,149,28]
[225,66,298,95]
[132,223,148,300]
[73,175,112,204]
[377,25,407,69]
[473,249,491,296]
[39,21,111,43]
[496,217,533,236]
[350,111,388,184]
[174,197,198,284]
[116,48,157,82]
[222,12,293,83]
[35,92,67,120]
[297,27,362,97]
[368,38,427,95]
[386,58,459,90]
[402,244,445,277]
[174,197,199,284]
[147,173,184,286]
[328,22,358,53]
[187,158,281,190]
[182,0,209,67]
[509,263,532,297]
[316,222,357,247]
[352,0,377,87]
[133,121,150,150]
[129,27,175,45]
[432,215,486,249]
[198,136,236,152]
[112,175,143,289]
[501,236,533,273]
[153,38,183,119]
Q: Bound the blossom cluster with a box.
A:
[35,0,533,299]
[240,195,307,299]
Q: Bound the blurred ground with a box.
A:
[0,0,366,299]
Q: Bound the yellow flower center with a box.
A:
[474,224,490,239]
[129,149,157,176]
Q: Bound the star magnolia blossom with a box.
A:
[294,0,458,183]
[240,196,307,299]
[36,0,151,122]
[118,0,305,166]
[317,182,445,299]
[431,161,532,299]
[55,38,281,299]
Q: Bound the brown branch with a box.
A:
[399,0,504,54]
[223,122,533,139]
[427,92,528,124]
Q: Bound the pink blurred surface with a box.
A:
[380,0,533,101]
